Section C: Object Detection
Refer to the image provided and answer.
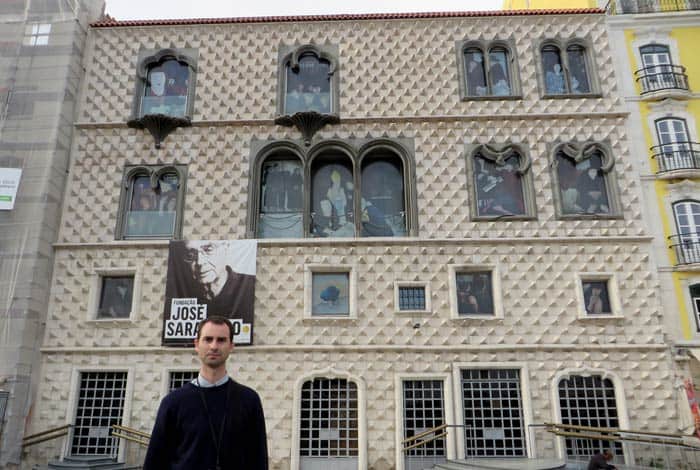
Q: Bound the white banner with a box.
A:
[0,168,22,210]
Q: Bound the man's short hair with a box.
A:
[197,316,234,342]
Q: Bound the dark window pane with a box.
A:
[465,48,487,96]
[543,46,566,94]
[311,160,354,238]
[259,159,303,238]
[142,59,189,117]
[456,272,494,315]
[97,277,134,319]
[474,153,525,217]
[567,45,591,94]
[557,152,609,215]
[285,53,331,114]
[399,286,426,311]
[125,173,178,238]
[488,48,511,96]
[582,281,612,315]
[361,156,405,237]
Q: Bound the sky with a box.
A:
[104,0,502,21]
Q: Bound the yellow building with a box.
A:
[502,0,596,9]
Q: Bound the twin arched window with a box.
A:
[254,142,414,239]
[462,43,515,97]
[541,43,592,95]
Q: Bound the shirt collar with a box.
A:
[192,373,230,388]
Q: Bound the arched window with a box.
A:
[299,378,358,466]
[461,41,517,98]
[542,41,594,96]
[117,165,187,239]
[654,117,695,172]
[132,49,197,120]
[554,143,618,217]
[248,139,417,239]
[360,151,406,237]
[558,375,622,459]
[468,144,535,220]
[258,156,304,238]
[311,154,355,238]
[279,45,338,116]
[671,201,700,265]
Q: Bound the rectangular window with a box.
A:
[71,372,127,456]
[456,272,494,315]
[97,276,134,319]
[0,391,8,436]
[581,280,612,315]
[169,371,198,391]
[23,23,50,46]
[398,286,426,311]
[403,380,446,457]
[461,369,525,457]
[311,272,350,316]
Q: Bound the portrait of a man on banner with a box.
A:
[163,240,257,345]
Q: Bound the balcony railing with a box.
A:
[651,142,700,173]
[635,65,689,95]
[607,0,700,14]
[669,233,700,265]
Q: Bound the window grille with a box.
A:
[402,380,445,456]
[461,369,525,457]
[299,378,358,457]
[558,375,622,458]
[71,372,127,456]
[169,371,198,391]
[398,286,426,311]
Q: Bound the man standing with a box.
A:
[144,316,268,469]
[587,449,617,470]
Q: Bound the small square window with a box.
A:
[97,276,133,319]
[575,273,621,319]
[24,23,50,46]
[398,286,426,311]
[311,272,349,316]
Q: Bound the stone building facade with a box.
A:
[24,8,679,469]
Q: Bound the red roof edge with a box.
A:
[91,8,604,28]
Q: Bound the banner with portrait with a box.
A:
[163,240,257,346]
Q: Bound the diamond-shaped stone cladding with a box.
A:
[44,242,662,350]
[80,15,620,124]
[60,118,644,244]
[26,349,674,470]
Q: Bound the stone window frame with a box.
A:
[549,141,623,220]
[276,44,340,117]
[536,38,601,99]
[447,264,504,321]
[456,39,522,101]
[464,143,537,221]
[115,164,188,240]
[86,267,142,322]
[393,281,432,316]
[246,137,418,238]
[303,264,358,321]
[129,47,198,121]
[574,272,623,320]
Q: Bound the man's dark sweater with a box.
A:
[143,379,268,470]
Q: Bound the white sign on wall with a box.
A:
[0,168,22,210]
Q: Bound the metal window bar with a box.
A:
[299,378,359,457]
[558,376,622,461]
[669,233,700,265]
[71,372,127,456]
[652,142,700,173]
[461,369,526,458]
[168,371,198,391]
[398,287,426,311]
[402,380,447,470]
[634,64,689,94]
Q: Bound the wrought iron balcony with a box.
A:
[651,142,700,174]
[607,0,700,14]
[635,65,689,95]
[669,233,700,265]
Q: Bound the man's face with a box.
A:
[185,241,228,288]
[194,322,234,369]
